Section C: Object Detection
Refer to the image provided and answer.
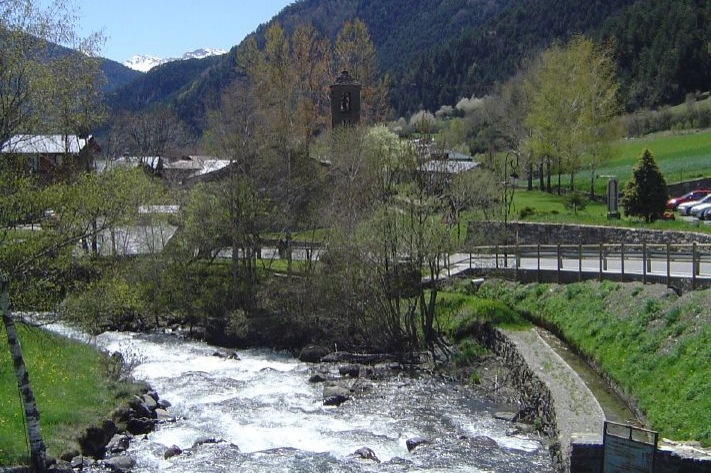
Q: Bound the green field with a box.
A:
[551,129,711,195]
[0,323,143,466]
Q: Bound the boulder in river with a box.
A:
[164,445,183,459]
[299,345,331,363]
[406,436,431,452]
[106,434,131,453]
[79,420,117,457]
[350,447,381,463]
[103,455,136,473]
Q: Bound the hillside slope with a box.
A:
[108,0,711,133]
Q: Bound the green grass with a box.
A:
[0,323,144,466]
[477,279,711,446]
[540,129,711,195]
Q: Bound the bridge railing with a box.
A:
[459,243,711,290]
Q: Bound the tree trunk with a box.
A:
[1,281,47,473]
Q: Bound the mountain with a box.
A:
[123,48,228,72]
[107,0,711,134]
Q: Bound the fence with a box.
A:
[456,243,711,291]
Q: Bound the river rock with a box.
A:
[103,455,136,473]
[192,437,220,448]
[141,393,158,411]
[468,435,499,448]
[126,417,155,435]
[309,373,327,383]
[299,345,331,363]
[164,445,183,459]
[128,396,152,418]
[406,437,431,452]
[111,406,132,423]
[69,456,92,469]
[106,434,131,453]
[339,364,362,377]
[350,447,381,463]
[48,460,74,473]
[79,419,117,457]
[155,408,176,422]
[324,393,350,406]
[493,411,518,422]
[158,399,172,409]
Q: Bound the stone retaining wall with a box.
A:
[475,325,564,472]
[479,324,711,473]
[470,221,711,246]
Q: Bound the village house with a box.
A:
[0,134,101,182]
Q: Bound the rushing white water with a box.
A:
[52,327,554,472]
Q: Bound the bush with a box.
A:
[564,193,588,214]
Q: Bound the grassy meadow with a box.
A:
[0,323,143,466]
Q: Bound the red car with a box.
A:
[666,189,711,210]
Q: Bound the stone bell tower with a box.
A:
[330,70,361,129]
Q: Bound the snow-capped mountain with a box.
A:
[123,48,227,73]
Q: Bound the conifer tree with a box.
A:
[620,148,668,222]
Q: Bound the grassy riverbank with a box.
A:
[469,279,711,446]
[0,323,144,466]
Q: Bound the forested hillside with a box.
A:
[107,0,711,133]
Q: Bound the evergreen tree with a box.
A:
[620,148,668,223]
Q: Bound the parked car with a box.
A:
[698,205,711,220]
[690,201,711,218]
[677,194,711,215]
[666,189,711,210]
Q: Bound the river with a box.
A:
[53,327,554,472]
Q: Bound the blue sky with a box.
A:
[50,0,294,62]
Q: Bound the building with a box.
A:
[0,134,101,181]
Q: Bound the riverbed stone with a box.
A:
[350,447,381,463]
[106,434,131,453]
[141,393,158,411]
[309,373,327,383]
[79,419,117,457]
[339,364,362,377]
[192,437,220,448]
[406,437,431,452]
[299,345,330,363]
[103,455,136,472]
[469,435,499,449]
[126,417,155,435]
[164,445,182,459]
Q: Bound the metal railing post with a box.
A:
[621,243,625,282]
[692,243,697,290]
[557,244,561,284]
[599,243,604,281]
[537,244,541,283]
[578,243,583,282]
[642,242,647,284]
[666,243,671,288]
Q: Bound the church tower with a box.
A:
[330,71,361,128]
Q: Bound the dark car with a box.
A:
[666,189,711,210]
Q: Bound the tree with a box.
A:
[620,148,668,223]
[0,2,106,470]
[525,36,620,195]
[334,19,390,123]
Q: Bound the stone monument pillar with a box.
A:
[607,177,621,219]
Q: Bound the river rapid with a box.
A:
[56,327,554,472]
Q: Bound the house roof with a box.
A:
[0,134,93,154]
[419,160,479,174]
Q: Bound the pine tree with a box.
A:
[620,148,668,222]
